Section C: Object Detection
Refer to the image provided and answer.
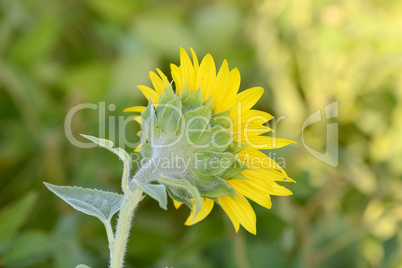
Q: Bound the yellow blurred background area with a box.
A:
[1,0,401,267]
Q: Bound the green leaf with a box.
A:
[44,183,122,223]
[63,62,110,98]
[2,231,62,267]
[158,175,202,216]
[9,21,60,66]
[80,134,131,166]
[134,182,167,210]
[52,215,91,268]
[194,151,236,176]
[80,134,131,192]
[0,192,37,246]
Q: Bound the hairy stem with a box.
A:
[110,189,143,268]
[104,220,115,259]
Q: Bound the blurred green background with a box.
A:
[1,0,402,267]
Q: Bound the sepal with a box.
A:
[226,140,248,154]
[160,97,182,135]
[197,126,234,152]
[179,83,191,100]
[210,109,232,128]
[220,160,249,179]
[140,136,153,159]
[133,182,167,210]
[188,172,236,198]
[226,172,249,180]
[166,188,194,209]
[156,86,176,117]
[158,175,202,216]
[181,89,203,114]
[181,102,212,144]
[194,151,235,176]
[141,100,157,137]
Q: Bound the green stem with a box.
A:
[110,189,143,268]
[234,230,250,268]
[103,220,115,259]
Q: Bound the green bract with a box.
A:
[136,86,248,212]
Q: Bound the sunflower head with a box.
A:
[126,48,295,234]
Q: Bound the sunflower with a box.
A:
[125,48,295,234]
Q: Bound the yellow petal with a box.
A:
[233,123,273,138]
[149,71,165,95]
[185,198,214,225]
[156,68,170,95]
[218,195,257,235]
[237,146,287,174]
[247,167,294,182]
[212,60,229,111]
[242,170,293,196]
[123,106,146,113]
[137,85,159,103]
[237,147,290,179]
[229,87,264,119]
[237,110,273,126]
[171,64,184,94]
[180,48,197,92]
[190,48,199,72]
[173,200,182,209]
[198,54,216,100]
[226,68,241,104]
[134,143,141,152]
[228,180,272,209]
[239,136,296,149]
[257,168,295,182]
[218,196,239,232]
[214,68,241,113]
[134,116,141,124]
